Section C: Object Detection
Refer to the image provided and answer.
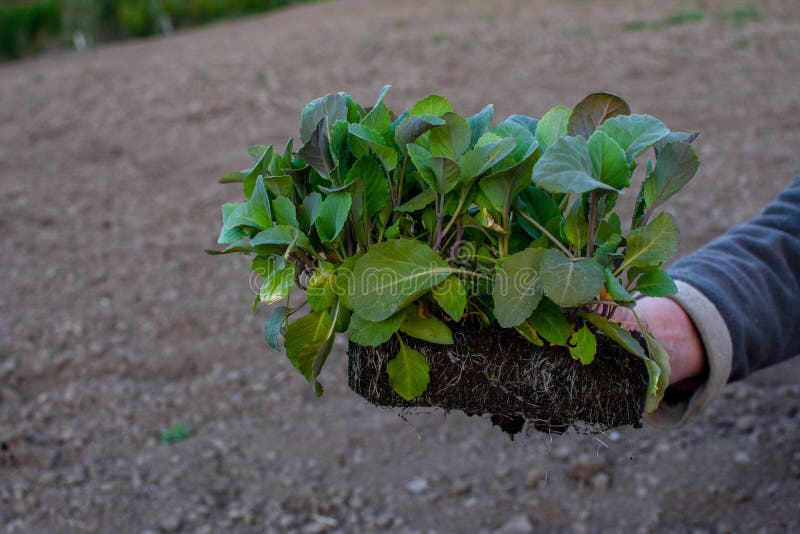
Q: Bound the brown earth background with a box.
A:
[1,0,800,532]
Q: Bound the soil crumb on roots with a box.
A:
[348,323,649,436]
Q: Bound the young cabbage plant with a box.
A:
[210,87,699,411]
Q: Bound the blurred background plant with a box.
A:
[0,0,308,60]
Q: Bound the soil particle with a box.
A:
[499,514,535,534]
[567,455,607,482]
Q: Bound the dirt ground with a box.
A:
[1,0,799,532]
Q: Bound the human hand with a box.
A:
[613,297,707,386]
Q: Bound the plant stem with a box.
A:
[587,190,597,257]
[514,209,576,258]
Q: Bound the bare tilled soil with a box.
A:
[1,0,800,532]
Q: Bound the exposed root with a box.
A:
[347,323,649,436]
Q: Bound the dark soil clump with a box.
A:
[348,323,649,435]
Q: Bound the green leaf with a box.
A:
[271,196,298,227]
[348,310,405,346]
[466,104,494,147]
[532,136,619,194]
[594,234,622,267]
[396,189,436,212]
[432,276,467,321]
[218,203,247,244]
[264,305,290,350]
[642,141,700,209]
[529,298,571,345]
[490,119,538,167]
[569,324,597,364]
[219,170,247,184]
[315,192,353,242]
[348,155,390,219]
[386,340,430,401]
[429,112,471,159]
[399,309,454,344]
[538,249,605,307]
[564,199,588,250]
[568,92,631,139]
[623,212,679,268]
[580,311,646,359]
[458,138,516,180]
[604,268,635,303]
[643,331,671,413]
[410,94,452,117]
[251,225,312,251]
[535,105,572,154]
[224,201,262,231]
[493,247,547,327]
[349,239,454,321]
[506,114,538,137]
[250,176,272,228]
[480,152,537,214]
[394,114,446,147]
[300,93,348,145]
[260,265,295,304]
[596,114,670,161]
[634,267,678,297]
[299,192,322,231]
[328,119,350,174]
[361,85,392,132]
[587,130,632,190]
[514,320,544,346]
[297,119,333,178]
[284,310,335,395]
[307,263,337,312]
[347,123,398,171]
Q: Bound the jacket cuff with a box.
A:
[645,280,734,428]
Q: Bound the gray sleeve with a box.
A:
[668,175,800,382]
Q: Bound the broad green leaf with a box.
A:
[644,331,671,412]
[248,144,269,160]
[349,239,454,321]
[623,212,679,268]
[205,241,253,255]
[515,186,562,229]
[333,253,362,310]
[348,155,390,218]
[260,266,295,304]
[264,305,290,350]
[490,119,538,167]
[361,85,392,132]
[251,176,272,228]
[396,189,436,212]
[306,262,337,312]
[300,92,348,144]
[328,119,349,174]
[242,145,273,197]
[285,310,335,395]
[587,130,632,190]
[224,201,261,231]
[252,254,280,277]
[297,120,333,178]
[642,141,700,208]
[399,309,454,344]
[493,247,547,328]
[479,152,538,215]
[251,225,312,251]
[538,249,605,307]
[568,92,631,139]
[654,131,696,156]
[580,311,646,359]
[347,123,398,171]
[506,114,538,136]
[432,275,467,321]
[429,112,471,159]
[315,192,353,242]
[535,105,572,153]
[514,320,544,346]
[564,199,588,250]
[271,196,298,227]
[569,324,597,364]
[386,340,430,401]
[466,104,494,147]
[394,114,446,147]
[348,310,405,346]
[594,234,622,267]
[218,203,247,244]
[458,138,516,180]
[219,170,247,184]
[299,192,322,231]
[635,267,678,297]
[596,114,670,161]
[406,143,437,190]
[410,94,452,117]
[532,136,618,194]
[529,297,571,345]
[604,268,635,303]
